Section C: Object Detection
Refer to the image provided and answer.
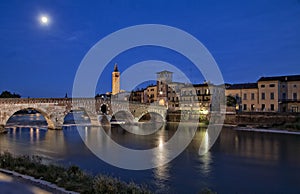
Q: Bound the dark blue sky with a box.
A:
[1,0,300,97]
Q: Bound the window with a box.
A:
[292,106,298,112]
[243,104,247,110]
[261,104,265,111]
[270,104,275,111]
[282,85,285,88]
[251,93,255,100]
[293,93,297,100]
[243,93,247,100]
[282,93,286,100]
[294,84,297,88]
[269,84,275,87]
[261,85,265,88]
[251,104,255,111]
[261,93,265,100]
[205,89,210,95]
[270,92,274,100]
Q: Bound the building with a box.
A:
[129,89,144,102]
[146,85,157,103]
[112,63,120,95]
[109,64,300,112]
[180,83,212,111]
[257,78,279,112]
[157,70,173,106]
[225,75,300,113]
[225,83,259,112]
[167,82,185,110]
[258,75,300,112]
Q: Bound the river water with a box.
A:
[1,113,300,193]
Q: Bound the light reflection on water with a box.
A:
[1,113,300,193]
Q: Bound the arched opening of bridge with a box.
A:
[110,111,133,124]
[101,104,107,114]
[138,112,164,123]
[63,110,91,126]
[6,108,51,130]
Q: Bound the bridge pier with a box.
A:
[0,124,7,133]
[85,112,101,126]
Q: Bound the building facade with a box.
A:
[258,75,300,112]
[225,83,259,112]
[180,83,212,111]
[226,75,300,112]
[146,85,157,103]
[167,82,185,110]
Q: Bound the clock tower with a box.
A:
[112,63,120,95]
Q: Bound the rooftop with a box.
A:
[226,83,258,90]
[258,75,300,82]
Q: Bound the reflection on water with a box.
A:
[1,114,300,193]
[6,114,48,129]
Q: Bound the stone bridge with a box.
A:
[0,98,167,130]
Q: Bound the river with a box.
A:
[1,113,300,193]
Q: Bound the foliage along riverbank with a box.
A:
[0,152,217,194]
[0,152,151,194]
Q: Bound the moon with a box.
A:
[39,15,50,25]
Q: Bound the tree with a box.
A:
[0,91,21,98]
[226,95,237,107]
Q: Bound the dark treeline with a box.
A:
[0,91,21,98]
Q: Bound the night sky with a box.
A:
[1,0,300,97]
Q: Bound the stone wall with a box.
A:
[167,110,300,128]
[235,112,300,127]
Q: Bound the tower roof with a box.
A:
[114,63,119,72]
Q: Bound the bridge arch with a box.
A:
[63,109,91,125]
[4,107,56,129]
[138,111,165,123]
[99,102,111,115]
[110,110,134,123]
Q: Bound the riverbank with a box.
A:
[0,152,151,194]
[0,170,69,194]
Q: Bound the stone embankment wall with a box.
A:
[234,112,300,127]
[166,110,300,128]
